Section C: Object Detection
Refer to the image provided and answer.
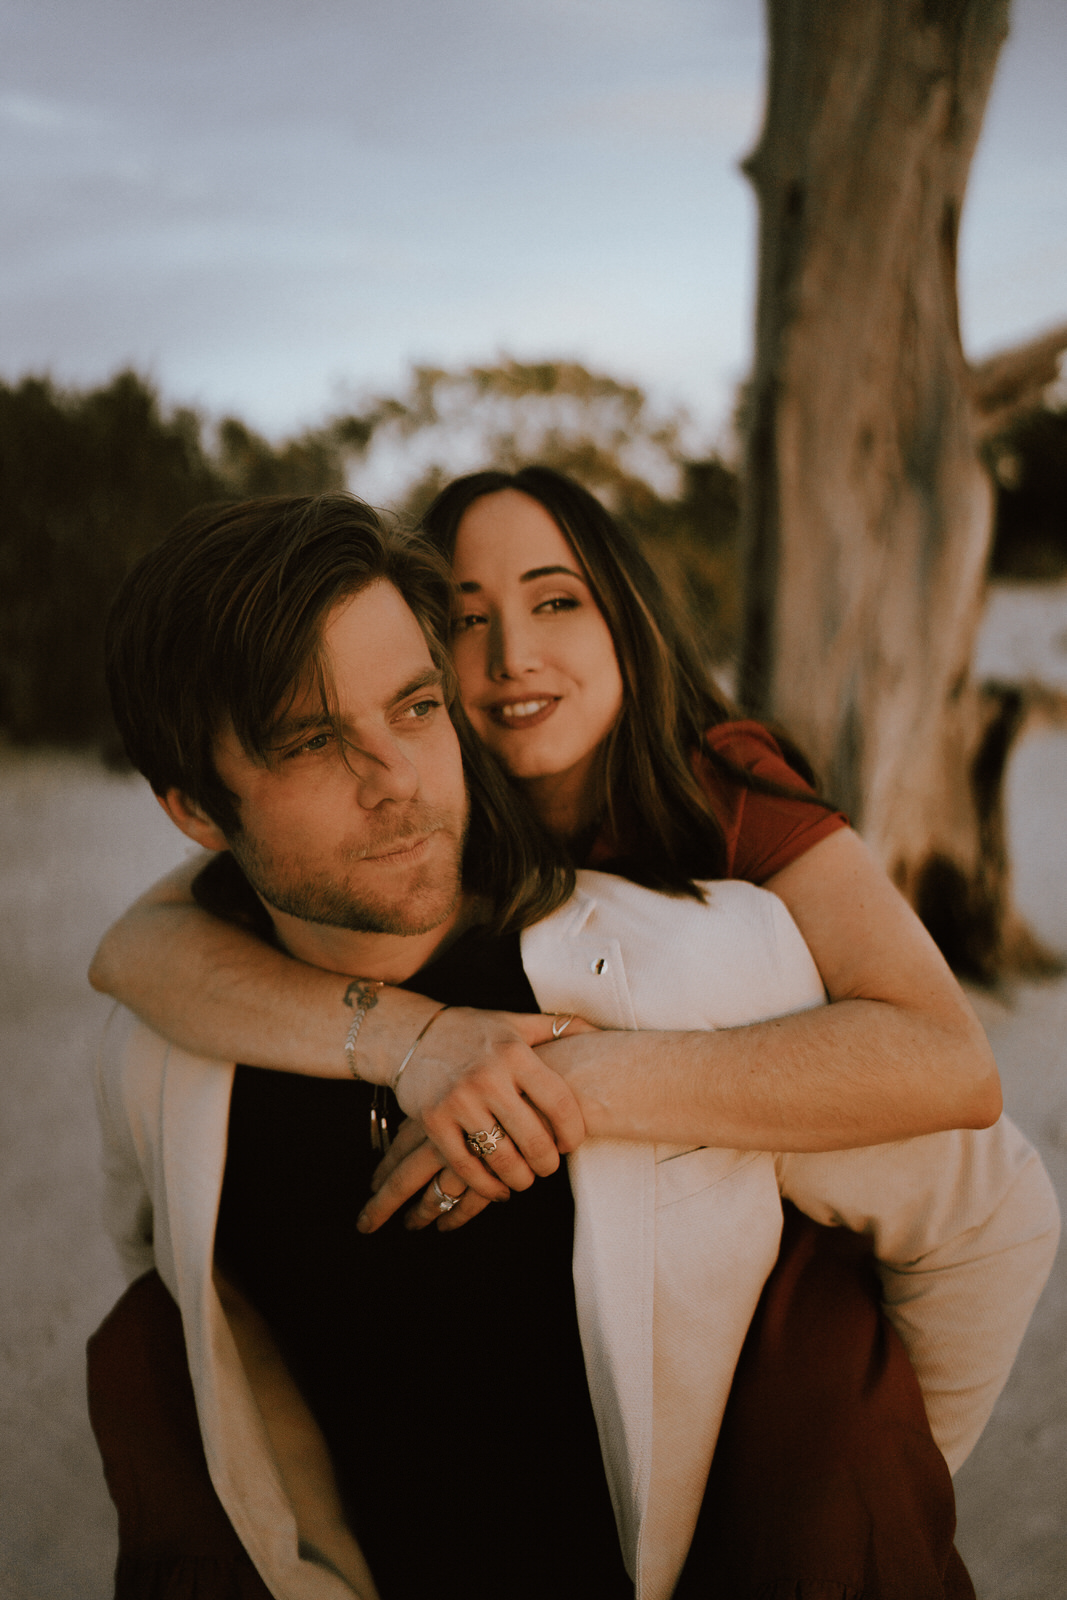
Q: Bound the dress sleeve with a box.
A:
[696,721,848,884]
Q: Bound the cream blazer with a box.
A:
[95,873,1060,1600]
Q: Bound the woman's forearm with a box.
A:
[541,990,997,1152]
[360,983,1000,1234]
[89,831,1000,1145]
[88,857,442,1077]
[88,860,564,1084]
[543,829,1001,1151]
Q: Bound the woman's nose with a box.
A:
[488,613,541,681]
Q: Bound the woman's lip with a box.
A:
[483,697,559,730]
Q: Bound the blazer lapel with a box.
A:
[521,896,658,1580]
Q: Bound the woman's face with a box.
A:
[449,488,625,832]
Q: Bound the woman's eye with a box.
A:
[535,595,580,614]
[454,612,486,633]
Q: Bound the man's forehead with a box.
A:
[274,580,440,726]
[214,579,445,764]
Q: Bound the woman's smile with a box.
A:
[484,695,560,729]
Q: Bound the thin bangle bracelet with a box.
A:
[390,1006,451,1096]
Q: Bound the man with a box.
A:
[94,493,1058,1600]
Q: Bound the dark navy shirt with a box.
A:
[215,926,632,1600]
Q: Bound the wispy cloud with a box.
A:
[0,90,101,135]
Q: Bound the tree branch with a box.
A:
[969,322,1067,442]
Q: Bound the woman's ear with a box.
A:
[158,789,229,852]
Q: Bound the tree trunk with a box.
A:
[737,0,1054,981]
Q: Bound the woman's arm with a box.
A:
[88,855,586,1200]
[93,831,1001,1221]
[89,854,440,1075]
[360,829,1003,1231]
[540,828,1001,1147]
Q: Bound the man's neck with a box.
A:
[266,895,473,983]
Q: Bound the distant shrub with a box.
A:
[988,404,1067,579]
[0,372,228,751]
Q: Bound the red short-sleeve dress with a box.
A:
[695,720,848,880]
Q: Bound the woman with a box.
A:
[89,469,992,1596]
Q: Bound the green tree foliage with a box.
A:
[214,416,349,498]
[988,403,1067,579]
[0,360,741,753]
[0,371,225,749]
[0,373,365,754]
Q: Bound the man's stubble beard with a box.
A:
[226,806,468,938]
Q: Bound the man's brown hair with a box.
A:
[105,493,572,933]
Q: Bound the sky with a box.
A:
[2,0,1065,446]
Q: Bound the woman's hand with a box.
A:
[390,1007,595,1202]
[357,1119,490,1233]
[358,1009,599,1231]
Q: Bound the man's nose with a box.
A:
[345,736,419,807]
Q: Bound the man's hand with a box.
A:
[389,1007,593,1203]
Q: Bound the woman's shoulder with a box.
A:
[695,720,848,884]
[702,718,799,775]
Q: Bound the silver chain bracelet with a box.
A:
[342,979,383,1080]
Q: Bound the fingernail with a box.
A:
[356,1211,372,1233]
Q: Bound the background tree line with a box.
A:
[0,360,741,755]
[1,356,1064,757]
[2,360,1062,759]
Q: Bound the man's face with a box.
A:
[213,580,469,940]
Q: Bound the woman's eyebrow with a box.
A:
[457,565,584,592]
[520,564,584,583]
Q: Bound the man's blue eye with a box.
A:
[286,731,331,757]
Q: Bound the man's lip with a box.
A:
[359,833,434,864]
[482,696,559,730]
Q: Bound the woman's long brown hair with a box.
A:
[423,466,825,897]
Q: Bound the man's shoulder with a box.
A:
[97,1004,169,1088]
[521,871,826,1032]
[96,1004,235,1125]
[533,869,795,946]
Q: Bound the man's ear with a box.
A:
[158,789,229,852]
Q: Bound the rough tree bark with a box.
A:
[738,0,1061,981]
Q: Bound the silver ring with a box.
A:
[465,1125,507,1159]
[431,1174,462,1213]
[552,1012,575,1039]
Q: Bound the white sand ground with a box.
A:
[1,629,1065,1596]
